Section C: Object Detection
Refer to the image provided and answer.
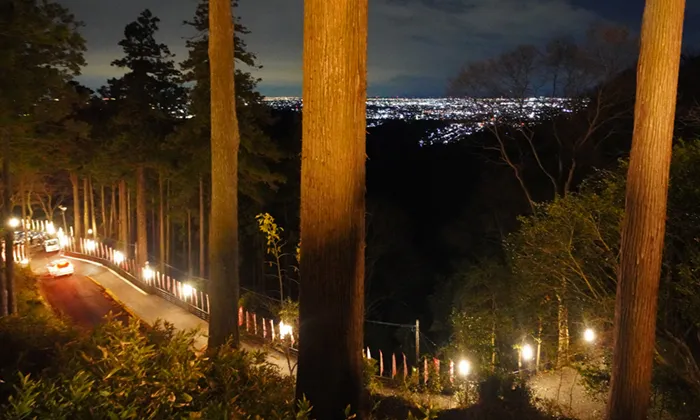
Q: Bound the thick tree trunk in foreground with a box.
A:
[187,209,193,276]
[199,177,205,278]
[606,1,685,419]
[207,0,241,349]
[109,183,116,238]
[3,154,15,315]
[136,166,148,270]
[119,179,128,252]
[70,172,81,238]
[165,180,170,265]
[100,183,106,237]
[296,0,368,416]
[89,178,97,236]
[82,177,89,236]
[158,173,165,273]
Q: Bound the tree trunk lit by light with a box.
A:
[208,0,240,349]
[70,172,81,240]
[295,0,368,417]
[136,166,148,269]
[606,0,685,418]
[119,179,128,252]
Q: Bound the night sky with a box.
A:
[58,0,700,97]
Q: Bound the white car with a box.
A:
[47,259,74,277]
[44,238,60,253]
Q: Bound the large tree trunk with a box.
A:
[296,0,368,416]
[82,177,89,236]
[89,178,97,237]
[199,176,205,278]
[165,179,170,266]
[556,282,570,369]
[187,209,192,276]
[109,183,116,238]
[606,1,685,419]
[208,0,241,349]
[127,186,132,255]
[19,175,26,235]
[158,172,165,273]
[119,179,128,252]
[100,183,106,237]
[3,152,15,315]
[70,172,81,238]
[136,166,148,270]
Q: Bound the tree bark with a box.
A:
[109,183,116,238]
[556,282,570,369]
[158,172,165,273]
[606,1,685,419]
[296,0,368,416]
[199,176,205,277]
[3,152,15,315]
[127,185,132,255]
[89,178,97,237]
[136,166,148,269]
[187,209,192,276]
[100,183,106,237]
[119,179,128,253]
[165,179,170,266]
[82,177,89,236]
[208,0,241,349]
[70,172,81,238]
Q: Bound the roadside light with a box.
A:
[458,359,471,377]
[522,344,534,362]
[182,283,194,297]
[84,239,96,252]
[584,328,596,343]
[142,264,154,281]
[279,321,293,339]
[46,222,56,235]
[113,251,125,264]
[58,235,70,248]
[87,228,93,235]
[20,258,29,266]
[7,218,19,229]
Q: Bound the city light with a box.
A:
[87,228,93,235]
[7,218,19,229]
[20,258,29,266]
[58,235,70,248]
[584,328,596,343]
[457,359,471,377]
[521,344,534,362]
[84,239,96,252]
[182,283,194,298]
[142,264,154,281]
[279,321,293,339]
[113,251,125,264]
[46,222,56,235]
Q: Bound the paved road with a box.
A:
[33,251,130,328]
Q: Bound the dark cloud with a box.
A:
[57,0,700,97]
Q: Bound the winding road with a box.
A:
[33,251,130,328]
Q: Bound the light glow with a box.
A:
[20,258,29,266]
[84,239,96,252]
[182,283,194,297]
[7,218,19,229]
[59,235,70,248]
[142,265,154,281]
[279,321,293,339]
[457,359,471,377]
[87,228,93,235]
[584,328,596,343]
[46,222,55,235]
[113,251,125,264]
[521,344,534,362]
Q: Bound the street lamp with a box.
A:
[584,328,596,343]
[113,251,125,264]
[58,205,68,235]
[457,359,471,377]
[521,344,534,362]
[7,217,19,229]
[182,283,194,298]
[142,263,154,281]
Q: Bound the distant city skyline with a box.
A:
[58,0,700,97]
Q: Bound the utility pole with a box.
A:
[415,319,420,364]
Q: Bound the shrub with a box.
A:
[1,318,304,419]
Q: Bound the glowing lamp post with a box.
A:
[457,359,471,377]
[584,328,596,343]
[7,218,19,229]
[46,222,56,235]
[279,321,293,339]
[58,205,68,234]
[182,283,194,298]
[84,239,96,252]
[521,344,534,362]
[113,251,125,265]
[142,263,154,281]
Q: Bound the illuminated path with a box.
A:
[31,252,295,375]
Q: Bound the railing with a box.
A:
[24,218,297,351]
